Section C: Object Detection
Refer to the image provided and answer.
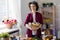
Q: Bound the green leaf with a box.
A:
[0,32,9,38]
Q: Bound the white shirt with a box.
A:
[33,13,36,22]
[32,13,37,35]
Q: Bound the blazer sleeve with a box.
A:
[24,14,30,26]
[39,14,43,25]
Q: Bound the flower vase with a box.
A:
[6,24,13,29]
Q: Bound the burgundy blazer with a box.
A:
[24,12,43,37]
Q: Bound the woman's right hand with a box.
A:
[26,24,32,30]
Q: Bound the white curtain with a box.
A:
[8,0,22,27]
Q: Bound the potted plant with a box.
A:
[0,32,10,40]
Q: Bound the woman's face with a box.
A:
[30,4,36,12]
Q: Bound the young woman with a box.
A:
[24,1,43,38]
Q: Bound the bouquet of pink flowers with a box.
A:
[2,19,17,29]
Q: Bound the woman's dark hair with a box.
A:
[29,1,39,11]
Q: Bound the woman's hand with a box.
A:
[26,24,32,30]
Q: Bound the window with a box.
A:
[0,0,8,29]
[0,0,21,29]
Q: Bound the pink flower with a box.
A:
[2,19,17,25]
